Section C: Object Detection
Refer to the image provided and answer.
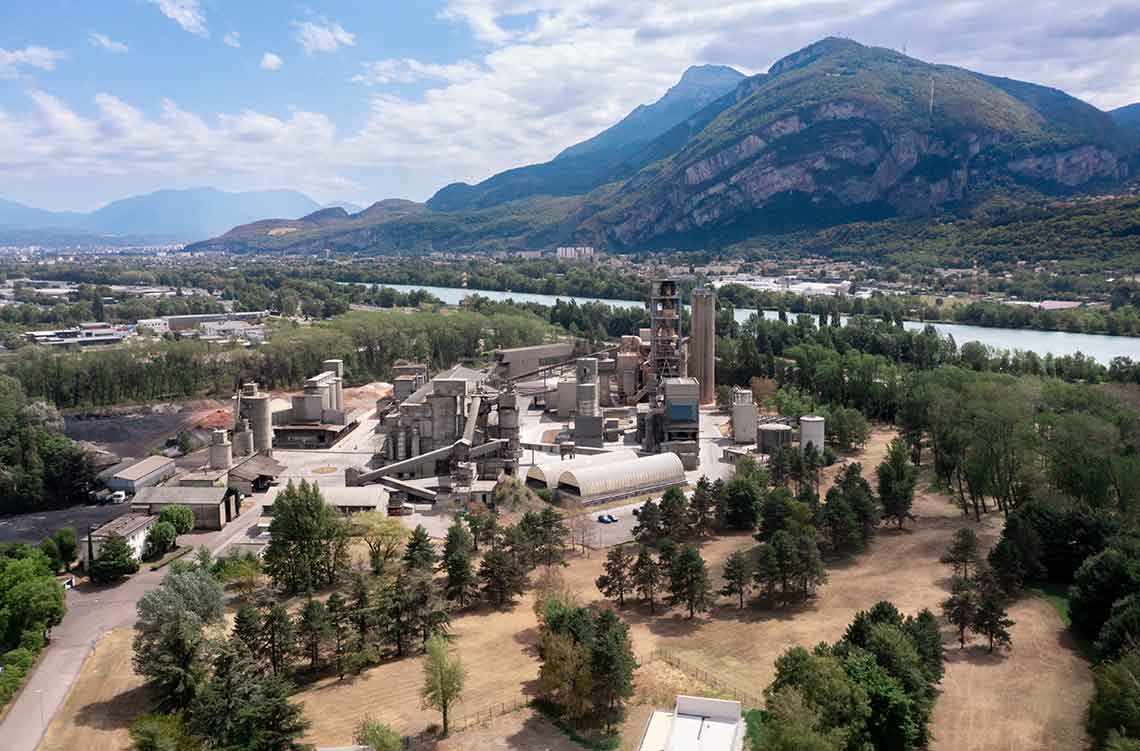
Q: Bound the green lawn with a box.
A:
[1025,582,1097,661]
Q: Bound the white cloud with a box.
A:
[6,0,1140,211]
[147,0,207,37]
[293,19,356,55]
[0,46,66,79]
[260,53,284,71]
[222,31,241,49]
[352,58,483,86]
[89,33,129,54]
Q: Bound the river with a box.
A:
[361,283,1140,363]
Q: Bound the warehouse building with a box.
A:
[263,485,388,516]
[107,456,178,494]
[131,485,235,530]
[637,695,744,751]
[556,453,685,505]
[79,513,156,566]
[525,449,640,491]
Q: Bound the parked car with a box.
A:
[110,491,127,504]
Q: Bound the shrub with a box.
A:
[144,522,178,561]
[159,505,195,535]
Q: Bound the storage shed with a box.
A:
[131,485,234,530]
[526,450,640,491]
[107,455,177,494]
[557,453,685,505]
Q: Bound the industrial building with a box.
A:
[131,485,235,530]
[492,342,578,382]
[731,388,757,444]
[637,695,745,751]
[107,456,177,494]
[556,453,685,505]
[263,486,387,516]
[525,449,640,491]
[79,514,156,565]
[272,359,356,449]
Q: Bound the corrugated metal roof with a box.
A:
[526,449,639,490]
[113,455,175,482]
[559,453,685,499]
[134,485,227,505]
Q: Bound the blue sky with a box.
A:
[1,0,1138,211]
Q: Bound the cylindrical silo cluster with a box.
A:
[689,288,716,405]
[799,415,826,454]
[321,359,345,413]
[233,418,255,457]
[236,382,273,453]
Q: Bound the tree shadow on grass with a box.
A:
[71,684,154,730]
[942,644,1007,667]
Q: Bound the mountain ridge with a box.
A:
[0,188,346,242]
[181,38,1140,254]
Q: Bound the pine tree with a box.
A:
[261,603,297,675]
[442,521,473,564]
[632,546,663,614]
[794,530,827,600]
[669,546,713,619]
[326,592,350,679]
[89,532,139,583]
[297,598,331,670]
[973,571,1015,652]
[633,499,662,545]
[942,578,979,648]
[444,547,478,607]
[720,549,754,608]
[590,610,637,728]
[479,547,527,608]
[404,524,437,572]
[659,487,690,541]
[245,673,311,750]
[350,572,374,639]
[689,476,716,538]
[233,604,262,657]
[753,542,780,602]
[941,528,982,579]
[877,439,918,529]
[596,545,634,607]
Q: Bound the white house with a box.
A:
[80,513,156,565]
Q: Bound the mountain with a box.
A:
[193,38,1138,255]
[426,65,745,211]
[1113,104,1140,132]
[0,188,326,243]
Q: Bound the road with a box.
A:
[0,496,270,751]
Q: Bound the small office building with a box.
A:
[80,513,156,565]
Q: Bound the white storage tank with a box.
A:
[800,415,825,454]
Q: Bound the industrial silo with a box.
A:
[758,422,793,453]
[800,415,825,454]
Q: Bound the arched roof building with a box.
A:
[557,453,685,505]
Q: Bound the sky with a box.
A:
[1,0,1139,211]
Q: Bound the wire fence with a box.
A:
[650,648,762,709]
[450,692,531,734]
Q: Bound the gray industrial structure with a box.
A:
[759,422,793,453]
[800,415,826,453]
[731,387,757,444]
[689,288,716,405]
[233,383,273,454]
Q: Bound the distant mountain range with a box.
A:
[193,38,1140,255]
[0,188,360,244]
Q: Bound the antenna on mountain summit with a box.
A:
[929,76,935,118]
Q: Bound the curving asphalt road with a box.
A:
[0,497,269,751]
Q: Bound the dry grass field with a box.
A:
[39,427,1092,751]
[38,630,149,751]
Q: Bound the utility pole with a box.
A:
[86,524,94,566]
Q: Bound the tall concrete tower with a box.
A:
[689,288,716,405]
